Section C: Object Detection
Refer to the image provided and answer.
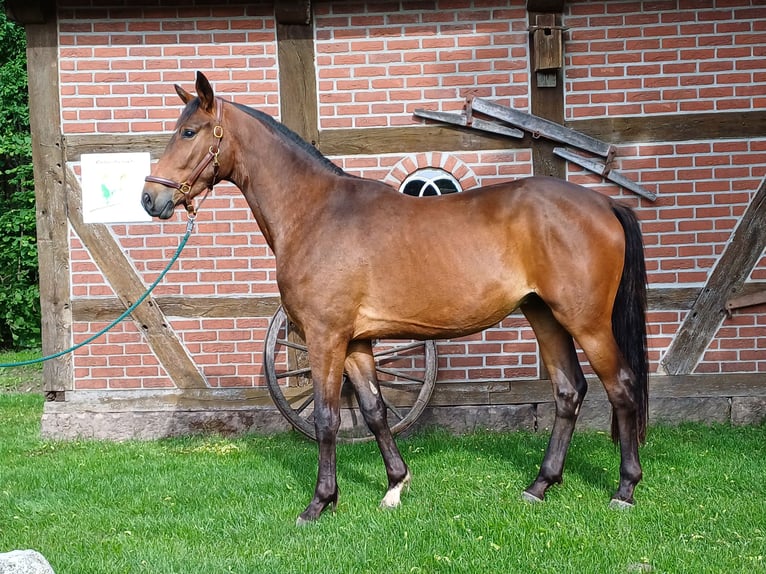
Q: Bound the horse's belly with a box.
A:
[354,279,527,340]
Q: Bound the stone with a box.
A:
[731,397,766,426]
[0,550,55,574]
[649,397,731,425]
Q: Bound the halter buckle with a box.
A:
[213,125,224,139]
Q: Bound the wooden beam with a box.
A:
[276,5,318,144]
[527,7,565,179]
[63,110,766,161]
[64,133,169,161]
[71,296,281,322]
[274,0,311,25]
[526,0,565,12]
[25,13,73,394]
[69,285,766,322]
[65,167,208,389]
[568,110,766,145]
[318,125,531,156]
[660,177,766,375]
[5,0,50,24]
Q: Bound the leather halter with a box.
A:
[145,97,225,216]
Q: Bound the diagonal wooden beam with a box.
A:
[660,176,766,375]
[65,166,208,389]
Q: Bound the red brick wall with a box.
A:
[313,1,529,128]
[60,0,766,390]
[564,0,766,375]
[565,0,766,119]
[58,0,279,135]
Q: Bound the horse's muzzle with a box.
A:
[141,189,176,220]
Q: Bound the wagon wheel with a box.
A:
[264,306,437,443]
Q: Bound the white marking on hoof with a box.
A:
[521,491,544,504]
[380,471,411,509]
[609,498,634,510]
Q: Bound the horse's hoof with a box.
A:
[296,494,337,525]
[295,515,313,527]
[609,498,634,510]
[380,471,411,509]
[521,490,544,504]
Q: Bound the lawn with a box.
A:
[1,391,764,573]
[0,349,43,392]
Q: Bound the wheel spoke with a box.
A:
[276,366,312,379]
[266,305,436,443]
[373,341,424,358]
[382,394,405,422]
[291,391,314,415]
[376,366,426,383]
[276,338,308,352]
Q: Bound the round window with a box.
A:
[399,168,462,197]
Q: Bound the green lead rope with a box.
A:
[0,217,196,369]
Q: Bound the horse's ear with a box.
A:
[175,84,194,104]
[195,71,216,114]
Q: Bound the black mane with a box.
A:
[231,101,347,177]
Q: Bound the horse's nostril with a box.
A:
[142,192,152,210]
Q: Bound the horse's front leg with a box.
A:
[296,337,348,525]
[345,340,410,509]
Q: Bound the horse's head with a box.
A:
[142,71,225,219]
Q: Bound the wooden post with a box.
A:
[275,1,319,145]
[24,4,73,397]
[527,1,566,180]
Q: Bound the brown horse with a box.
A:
[143,72,648,524]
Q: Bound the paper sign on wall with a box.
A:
[81,152,153,224]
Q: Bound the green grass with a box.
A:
[1,393,765,574]
[0,348,43,392]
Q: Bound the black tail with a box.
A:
[610,202,649,444]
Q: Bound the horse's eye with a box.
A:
[181,128,196,139]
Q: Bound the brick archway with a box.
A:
[384,152,479,192]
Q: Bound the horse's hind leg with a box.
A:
[344,340,410,508]
[521,296,588,502]
[577,328,643,507]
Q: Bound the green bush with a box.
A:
[0,3,39,349]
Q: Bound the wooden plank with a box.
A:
[65,167,208,389]
[413,109,525,139]
[553,147,657,201]
[424,372,766,407]
[471,97,614,159]
[276,15,319,144]
[71,296,281,321]
[51,372,766,413]
[64,110,766,161]
[319,125,530,156]
[660,176,766,375]
[72,286,766,322]
[64,133,169,161]
[25,15,73,394]
[726,288,766,313]
[568,110,766,145]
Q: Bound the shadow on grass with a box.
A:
[251,425,624,508]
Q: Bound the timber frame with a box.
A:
[7,0,766,438]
